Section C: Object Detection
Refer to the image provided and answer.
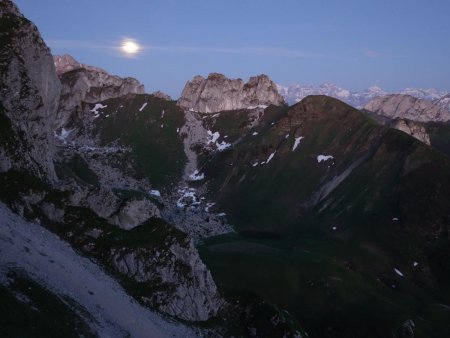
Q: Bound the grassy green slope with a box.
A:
[91,94,187,187]
[203,96,381,231]
[426,122,450,157]
[198,96,450,337]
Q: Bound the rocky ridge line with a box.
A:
[54,54,145,130]
[178,73,285,113]
[364,94,450,122]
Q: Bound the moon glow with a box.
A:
[121,39,140,55]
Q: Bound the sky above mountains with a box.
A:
[14,0,450,98]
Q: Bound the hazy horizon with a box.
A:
[15,0,450,97]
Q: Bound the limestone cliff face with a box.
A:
[178,73,285,113]
[364,94,450,122]
[392,119,431,145]
[0,0,60,181]
[54,55,145,130]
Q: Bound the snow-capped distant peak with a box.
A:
[368,86,384,93]
[277,82,448,109]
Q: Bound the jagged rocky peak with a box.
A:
[178,73,285,113]
[54,54,107,75]
[0,0,60,181]
[392,119,431,145]
[152,90,172,101]
[364,94,450,122]
[54,54,145,130]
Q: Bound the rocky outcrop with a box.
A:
[109,238,223,321]
[152,90,172,101]
[54,54,144,130]
[392,119,431,145]
[54,54,106,75]
[364,94,450,122]
[434,93,450,112]
[109,197,161,230]
[178,73,285,113]
[0,0,60,181]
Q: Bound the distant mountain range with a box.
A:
[277,83,448,108]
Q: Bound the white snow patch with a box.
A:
[292,136,304,151]
[392,217,399,221]
[216,213,226,217]
[149,190,161,197]
[176,187,199,208]
[78,145,129,154]
[252,131,258,136]
[139,102,148,112]
[161,109,165,118]
[332,226,337,231]
[55,128,74,142]
[413,261,418,267]
[394,268,404,277]
[207,130,231,151]
[188,170,205,181]
[285,134,289,139]
[216,141,231,151]
[266,151,276,164]
[252,162,259,167]
[204,203,215,212]
[90,103,107,115]
[207,130,221,144]
[160,124,164,128]
[247,104,267,110]
[317,155,334,163]
[176,128,180,133]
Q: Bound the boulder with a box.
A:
[109,198,161,230]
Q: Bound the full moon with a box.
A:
[121,40,140,55]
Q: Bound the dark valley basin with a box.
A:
[239,230,285,240]
[199,230,450,338]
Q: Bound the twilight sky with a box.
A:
[14,0,450,98]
